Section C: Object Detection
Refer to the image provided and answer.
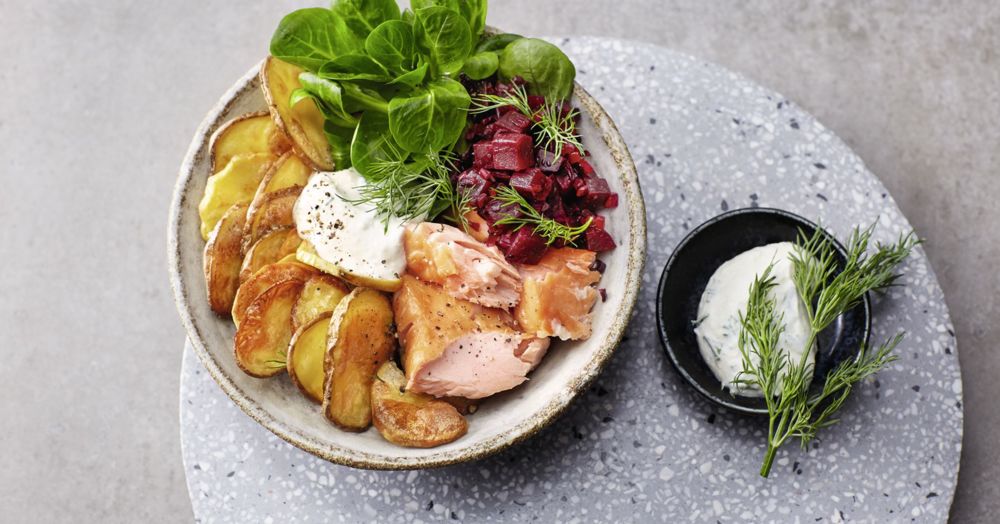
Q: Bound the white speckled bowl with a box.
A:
[168,60,646,469]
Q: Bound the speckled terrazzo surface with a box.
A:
[180,38,962,522]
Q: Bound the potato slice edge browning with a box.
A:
[204,203,249,315]
[287,312,333,403]
[371,361,468,448]
[234,279,304,378]
[261,56,334,171]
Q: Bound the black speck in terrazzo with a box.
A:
[572,426,584,440]
[945,346,953,355]
[602,416,614,423]
[947,328,955,337]
[193,464,201,470]
[645,154,655,164]
[633,440,642,448]
[680,193,686,201]
[426,500,434,511]
[732,117,741,126]
[721,199,729,211]
[706,413,716,424]
[816,193,828,202]
[750,193,758,201]
[596,386,609,397]
[723,454,730,462]
[927,492,939,498]
[777,101,784,109]
[649,117,657,124]
[226,471,235,478]
[814,162,827,170]
[915,481,922,488]
[790,118,800,129]
[912,385,921,392]
[451,511,459,520]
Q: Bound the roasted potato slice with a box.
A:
[239,227,299,283]
[232,258,317,327]
[199,153,274,240]
[287,312,332,403]
[295,240,402,293]
[251,151,312,200]
[234,279,304,378]
[292,274,351,331]
[371,361,468,448]
[262,56,334,171]
[322,288,395,431]
[203,203,249,314]
[210,111,291,173]
[242,186,302,254]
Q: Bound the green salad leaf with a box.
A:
[365,20,416,73]
[475,32,522,53]
[499,37,576,100]
[388,78,470,153]
[318,54,391,82]
[271,8,360,70]
[413,6,473,76]
[462,51,499,80]
[330,0,401,41]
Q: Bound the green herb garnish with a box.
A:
[492,185,591,245]
[735,224,919,477]
[471,84,584,158]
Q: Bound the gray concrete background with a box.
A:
[0,1,994,522]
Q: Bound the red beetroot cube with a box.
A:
[582,177,612,209]
[604,193,619,208]
[536,149,563,172]
[488,133,534,171]
[510,169,552,201]
[456,168,493,207]
[504,227,548,264]
[473,141,493,169]
[494,111,533,134]
[481,195,521,224]
[591,214,606,230]
[585,226,616,252]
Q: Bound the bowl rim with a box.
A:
[654,207,872,415]
[167,60,647,469]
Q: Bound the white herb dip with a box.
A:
[694,242,815,397]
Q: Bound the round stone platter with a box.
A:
[180,37,963,522]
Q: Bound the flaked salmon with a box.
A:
[514,248,601,341]
[404,222,522,309]
[394,275,538,399]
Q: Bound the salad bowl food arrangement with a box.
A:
[169,0,645,469]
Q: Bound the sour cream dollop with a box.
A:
[293,168,408,283]
[694,242,814,397]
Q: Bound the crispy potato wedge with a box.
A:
[203,203,250,315]
[261,56,334,171]
[322,288,395,431]
[241,185,302,254]
[234,279,304,378]
[239,227,299,283]
[199,153,274,240]
[232,259,317,327]
[295,240,402,293]
[371,361,468,448]
[287,312,333,403]
[292,274,351,331]
[210,111,291,173]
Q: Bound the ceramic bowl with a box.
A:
[655,208,870,415]
[168,60,646,469]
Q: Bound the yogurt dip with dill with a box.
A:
[693,242,815,396]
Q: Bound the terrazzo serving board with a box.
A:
[180,38,962,523]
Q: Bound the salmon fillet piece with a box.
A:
[404,222,522,309]
[394,275,541,399]
[514,248,601,341]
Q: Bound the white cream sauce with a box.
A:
[293,168,408,282]
[694,242,814,397]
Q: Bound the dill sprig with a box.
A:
[348,151,470,231]
[470,84,585,158]
[737,223,918,478]
[492,185,592,245]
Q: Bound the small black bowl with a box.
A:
[655,208,871,415]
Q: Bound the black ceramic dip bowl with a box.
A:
[655,208,871,415]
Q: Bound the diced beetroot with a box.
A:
[456,168,493,207]
[579,159,595,175]
[585,226,617,252]
[487,133,534,171]
[591,214,606,230]
[527,95,546,111]
[504,227,548,264]
[582,177,612,209]
[536,149,563,172]
[481,195,521,224]
[494,111,532,134]
[566,146,583,164]
[473,141,493,169]
[604,193,619,208]
[510,169,552,201]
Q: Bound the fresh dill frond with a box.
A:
[492,185,592,245]
[736,223,918,478]
[471,84,585,158]
[349,151,468,230]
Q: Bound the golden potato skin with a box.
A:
[203,203,250,315]
[322,288,396,431]
[261,56,334,171]
[371,361,468,448]
[291,274,351,332]
[242,185,302,254]
[231,260,317,327]
[287,313,333,403]
[234,279,305,378]
[209,111,291,173]
[198,153,274,240]
[239,227,296,284]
